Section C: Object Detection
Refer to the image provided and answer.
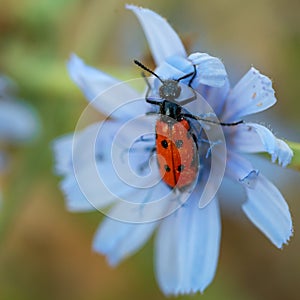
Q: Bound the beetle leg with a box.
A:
[188,65,197,87]
[176,65,197,87]
[141,72,163,106]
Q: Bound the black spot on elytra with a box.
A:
[177,164,184,172]
[164,165,171,172]
[161,140,168,148]
[175,139,183,148]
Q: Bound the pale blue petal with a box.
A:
[53,122,124,211]
[67,54,118,102]
[100,181,188,224]
[93,119,164,208]
[93,213,157,266]
[53,130,99,211]
[196,78,230,117]
[225,151,259,188]
[52,122,105,176]
[223,67,276,121]
[126,5,186,66]
[230,123,293,167]
[188,52,227,88]
[273,138,294,167]
[155,193,221,295]
[155,54,227,90]
[60,160,125,212]
[67,54,143,119]
[0,100,40,143]
[60,174,96,212]
[52,133,73,175]
[54,119,164,214]
[155,55,191,80]
[60,166,164,214]
[242,174,293,248]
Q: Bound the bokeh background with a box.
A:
[0,0,299,299]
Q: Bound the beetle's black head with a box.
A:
[159,80,181,101]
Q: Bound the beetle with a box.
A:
[134,60,243,190]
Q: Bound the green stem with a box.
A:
[287,141,300,171]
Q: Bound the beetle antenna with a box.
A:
[176,65,197,82]
[134,60,164,83]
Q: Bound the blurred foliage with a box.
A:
[0,0,299,300]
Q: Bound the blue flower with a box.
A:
[0,75,40,172]
[0,75,40,208]
[0,76,39,145]
[53,5,293,295]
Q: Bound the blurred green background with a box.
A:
[0,0,299,299]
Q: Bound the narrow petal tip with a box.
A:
[126,3,186,65]
[125,4,144,11]
[67,53,83,78]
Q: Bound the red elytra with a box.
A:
[156,117,199,189]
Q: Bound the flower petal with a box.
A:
[230,123,293,167]
[225,151,259,189]
[154,53,227,89]
[188,52,227,88]
[126,5,186,65]
[53,122,106,176]
[242,174,293,248]
[58,155,123,212]
[53,122,128,211]
[155,194,221,295]
[93,213,157,266]
[60,174,97,212]
[68,54,143,119]
[273,138,294,167]
[0,100,40,143]
[222,67,276,121]
[196,78,230,117]
[155,55,191,80]
[67,54,118,102]
[52,133,73,176]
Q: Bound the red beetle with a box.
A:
[134,60,242,190]
[155,115,199,189]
